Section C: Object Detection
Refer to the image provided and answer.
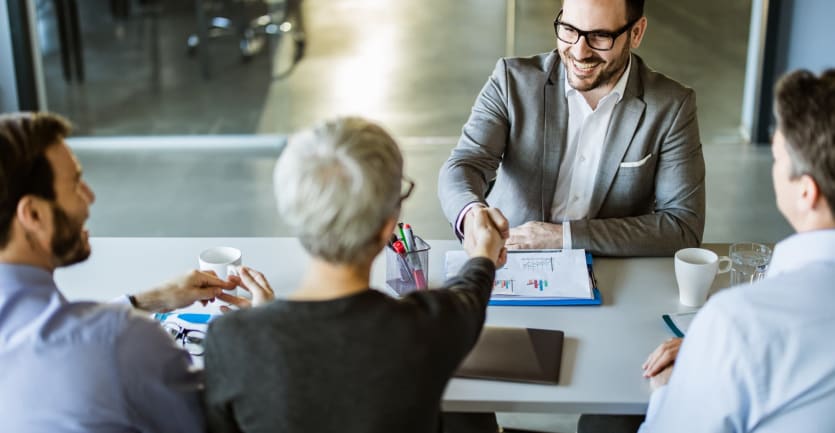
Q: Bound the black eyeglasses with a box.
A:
[553,10,639,51]
[398,177,415,204]
[163,323,206,356]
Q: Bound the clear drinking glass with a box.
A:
[729,242,772,286]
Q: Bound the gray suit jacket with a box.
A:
[438,52,705,257]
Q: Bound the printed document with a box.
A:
[445,249,593,299]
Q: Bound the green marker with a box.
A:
[398,222,409,251]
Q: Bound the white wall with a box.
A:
[782,0,835,73]
[741,0,835,143]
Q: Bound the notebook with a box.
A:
[662,311,697,337]
[455,326,564,385]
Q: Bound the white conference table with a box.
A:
[55,237,730,414]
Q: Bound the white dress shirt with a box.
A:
[639,229,835,433]
[552,59,632,249]
[455,60,632,246]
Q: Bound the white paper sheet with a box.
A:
[445,249,593,299]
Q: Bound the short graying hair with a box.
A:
[775,69,835,213]
[274,117,404,265]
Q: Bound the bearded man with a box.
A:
[438,0,705,257]
[0,112,271,432]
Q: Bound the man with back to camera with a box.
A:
[438,0,705,257]
[635,69,835,432]
[0,112,272,432]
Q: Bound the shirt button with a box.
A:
[579,155,587,163]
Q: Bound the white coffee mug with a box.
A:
[674,248,732,307]
[198,246,241,296]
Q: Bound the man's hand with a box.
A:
[217,266,275,312]
[463,205,510,240]
[507,221,563,249]
[643,337,683,377]
[463,207,508,267]
[133,270,238,313]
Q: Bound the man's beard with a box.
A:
[561,44,630,92]
[50,204,90,267]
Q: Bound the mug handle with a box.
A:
[226,265,240,279]
[224,265,241,296]
[717,256,733,274]
[226,265,251,299]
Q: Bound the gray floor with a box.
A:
[50,0,794,431]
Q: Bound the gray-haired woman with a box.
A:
[203,117,506,433]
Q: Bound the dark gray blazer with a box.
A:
[438,51,705,257]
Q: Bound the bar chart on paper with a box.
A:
[445,249,601,305]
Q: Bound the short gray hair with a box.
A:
[775,69,835,213]
[274,117,403,264]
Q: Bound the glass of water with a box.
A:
[729,242,772,286]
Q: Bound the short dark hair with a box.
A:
[626,0,645,23]
[0,112,72,248]
[775,69,835,213]
[561,0,645,24]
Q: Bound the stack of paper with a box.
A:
[445,249,594,302]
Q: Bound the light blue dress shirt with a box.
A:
[0,264,204,433]
[640,230,835,432]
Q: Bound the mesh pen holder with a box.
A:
[385,236,430,296]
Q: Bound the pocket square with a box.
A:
[619,153,652,168]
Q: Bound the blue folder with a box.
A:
[153,312,215,324]
[488,252,602,306]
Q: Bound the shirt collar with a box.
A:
[767,229,835,277]
[564,55,632,105]
[0,263,59,299]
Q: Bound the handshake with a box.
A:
[462,207,509,268]
[133,208,511,314]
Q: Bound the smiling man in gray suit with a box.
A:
[439,0,705,257]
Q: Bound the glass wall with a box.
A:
[32,0,560,138]
[9,0,771,241]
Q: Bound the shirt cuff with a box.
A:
[562,221,572,249]
[455,202,487,240]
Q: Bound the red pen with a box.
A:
[392,241,415,285]
[395,239,426,290]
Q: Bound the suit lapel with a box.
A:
[587,56,646,217]
[541,53,568,221]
